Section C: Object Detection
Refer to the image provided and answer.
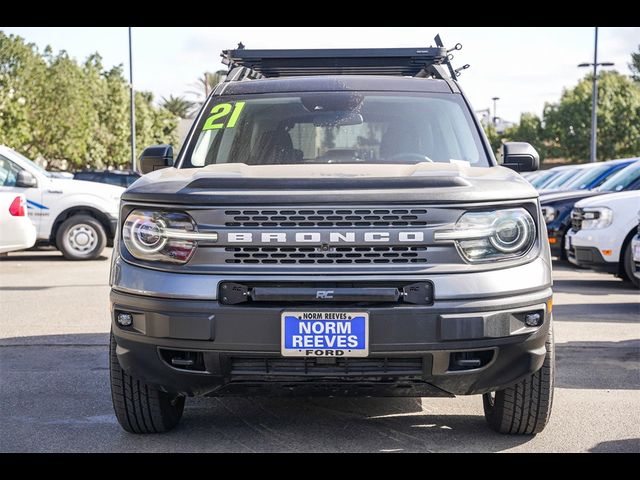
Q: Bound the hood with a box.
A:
[539,189,603,205]
[574,190,640,209]
[48,177,125,197]
[123,162,538,205]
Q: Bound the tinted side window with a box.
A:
[124,175,139,187]
[0,155,21,186]
[106,173,127,187]
[75,172,96,182]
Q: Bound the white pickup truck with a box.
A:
[0,145,124,260]
[566,190,640,288]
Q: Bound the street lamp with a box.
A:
[491,97,500,126]
[128,27,137,172]
[578,27,614,163]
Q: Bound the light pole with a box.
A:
[578,27,614,162]
[491,97,500,127]
[128,27,137,172]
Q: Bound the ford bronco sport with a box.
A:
[109,38,554,435]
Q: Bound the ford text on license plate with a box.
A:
[281,311,369,357]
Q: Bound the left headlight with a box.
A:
[434,208,536,263]
[581,207,613,230]
[122,210,215,264]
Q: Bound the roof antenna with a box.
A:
[237,42,245,50]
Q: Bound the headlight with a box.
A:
[434,208,536,263]
[122,210,216,264]
[581,207,613,230]
[540,206,556,223]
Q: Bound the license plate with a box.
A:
[281,311,368,357]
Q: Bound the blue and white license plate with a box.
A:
[281,311,369,357]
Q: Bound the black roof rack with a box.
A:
[220,35,469,83]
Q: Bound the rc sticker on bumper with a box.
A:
[281,311,369,357]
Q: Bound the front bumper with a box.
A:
[565,229,619,273]
[110,258,553,398]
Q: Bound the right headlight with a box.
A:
[434,208,536,263]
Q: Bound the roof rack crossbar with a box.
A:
[220,34,468,83]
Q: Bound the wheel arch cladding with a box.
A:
[50,206,114,246]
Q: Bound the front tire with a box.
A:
[482,327,555,435]
[622,241,640,289]
[109,332,185,434]
[56,214,106,260]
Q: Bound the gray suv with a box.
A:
[109,41,554,435]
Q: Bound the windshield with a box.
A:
[530,170,559,188]
[9,149,52,178]
[597,162,640,192]
[562,164,611,190]
[542,168,581,189]
[181,92,489,168]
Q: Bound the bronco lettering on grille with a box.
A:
[226,231,425,243]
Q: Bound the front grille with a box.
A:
[229,357,424,377]
[224,245,428,264]
[571,208,584,231]
[224,208,428,228]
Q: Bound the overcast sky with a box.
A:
[2,27,638,122]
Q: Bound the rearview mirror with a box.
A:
[16,170,37,188]
[500,142,540,173]
[139,145,174,174]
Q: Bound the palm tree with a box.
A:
[187,70,227,104]
[161,95,194,119]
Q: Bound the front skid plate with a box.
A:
[204,381,455,397]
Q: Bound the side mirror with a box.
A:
[16,170,37,188]
[139,145,174,174]
[500,142,540,173]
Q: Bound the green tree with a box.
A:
[502,112,550,161]
[188,70,227,105]
[29,48,96,169]
[0,32,178,170]
[0,33,46,156]
[161,95,194,119]
[482,122,503,155]
[134,91,178,159]
[544,71,640,161]
[631,44,640,82]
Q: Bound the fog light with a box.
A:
[117,312,133,327]
[524,312,543,327]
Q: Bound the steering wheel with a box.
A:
[388,153,434,163]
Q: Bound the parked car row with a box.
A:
[524,158,640,288]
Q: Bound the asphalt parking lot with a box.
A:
[1,248,638,453]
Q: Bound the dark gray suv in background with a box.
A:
[109,40,554,434]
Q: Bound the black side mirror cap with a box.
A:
[139,145,174,174]
[16,170,37,188]
[500,142,540,173]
